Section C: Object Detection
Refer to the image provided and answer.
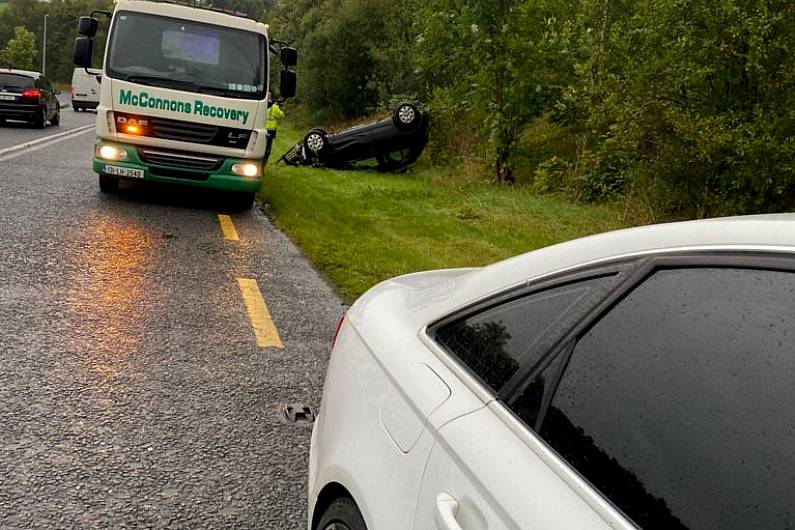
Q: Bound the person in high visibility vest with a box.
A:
[265,93,284,163]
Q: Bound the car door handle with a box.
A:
[434,492,464,530]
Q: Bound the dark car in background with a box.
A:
[0,69,61,128]
[281,102,429,172]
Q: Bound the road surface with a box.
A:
[0,107,342,528]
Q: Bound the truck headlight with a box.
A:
[95,144,129,161]
[232,162,260,177]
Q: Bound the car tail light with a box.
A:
[331,313,346,350]
[21,89,41,102]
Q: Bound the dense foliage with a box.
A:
[0,25,37,69]
[0,0,113,81]
[269,0,795,215]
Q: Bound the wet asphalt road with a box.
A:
[0,107,343,528]
[0,98,94,151]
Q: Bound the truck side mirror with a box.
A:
[73,37,93,68]
[78,16,98,37]
[280,47,298,67]
[280,69,297,99]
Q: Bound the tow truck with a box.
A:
[73,0,297,209]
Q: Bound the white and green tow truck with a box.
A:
[73,0,297,208]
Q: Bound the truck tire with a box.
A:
[232,192,255,211]
[99,174,119,193]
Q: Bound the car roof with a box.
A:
[461,213,795,301]
[0,69,41,79]
[362,214,795,327]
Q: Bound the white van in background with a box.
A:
[70,67,101,111]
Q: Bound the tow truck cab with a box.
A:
[73,0,297,207]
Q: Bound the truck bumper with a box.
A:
[92,139,263,193]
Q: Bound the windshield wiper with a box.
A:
[196,85,260,99]
[122,75,199,92]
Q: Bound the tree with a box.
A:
[416,0,574,183]
[0,25,37,70]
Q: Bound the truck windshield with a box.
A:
[106,11,266,100]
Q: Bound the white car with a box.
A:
[308,214,795,530]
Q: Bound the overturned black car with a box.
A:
[279,102,429,172]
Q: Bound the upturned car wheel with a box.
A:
[392,102,420,130]
[304,129,328,157]
[316,497,367,530]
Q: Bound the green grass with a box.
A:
[53,81,71,94]
[260,124,635,301]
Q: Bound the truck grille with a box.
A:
[138,148,224,171]
[150,117,218,143]
[115,112,252,148]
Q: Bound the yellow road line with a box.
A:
[217,214,239,241]
[237,278,283,348]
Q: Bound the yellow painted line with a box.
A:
[217,214,239,241]
[237,278,283,348]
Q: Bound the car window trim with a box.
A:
[501,249,795,403]
[428,259,638,398]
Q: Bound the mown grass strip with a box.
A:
[260,124,634,302]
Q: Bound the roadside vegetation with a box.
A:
[269,0,795,219]
[261,125,633,301]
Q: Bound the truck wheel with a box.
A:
[303,129,328,157]
[232,192,255,211]
[392,102,420,131]
[99,174,119,193]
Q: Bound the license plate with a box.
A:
[102,165,144,179]
[0,95,16,101]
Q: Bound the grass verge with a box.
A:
[260,124,635,302]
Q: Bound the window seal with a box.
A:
[427,259,638,398]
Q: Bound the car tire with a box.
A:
[316,497,368,530]
[51,109,60,126]
[392,102,420,131]
[99,174,119,193]
[303,129,328,157]
[33,107,46,129]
